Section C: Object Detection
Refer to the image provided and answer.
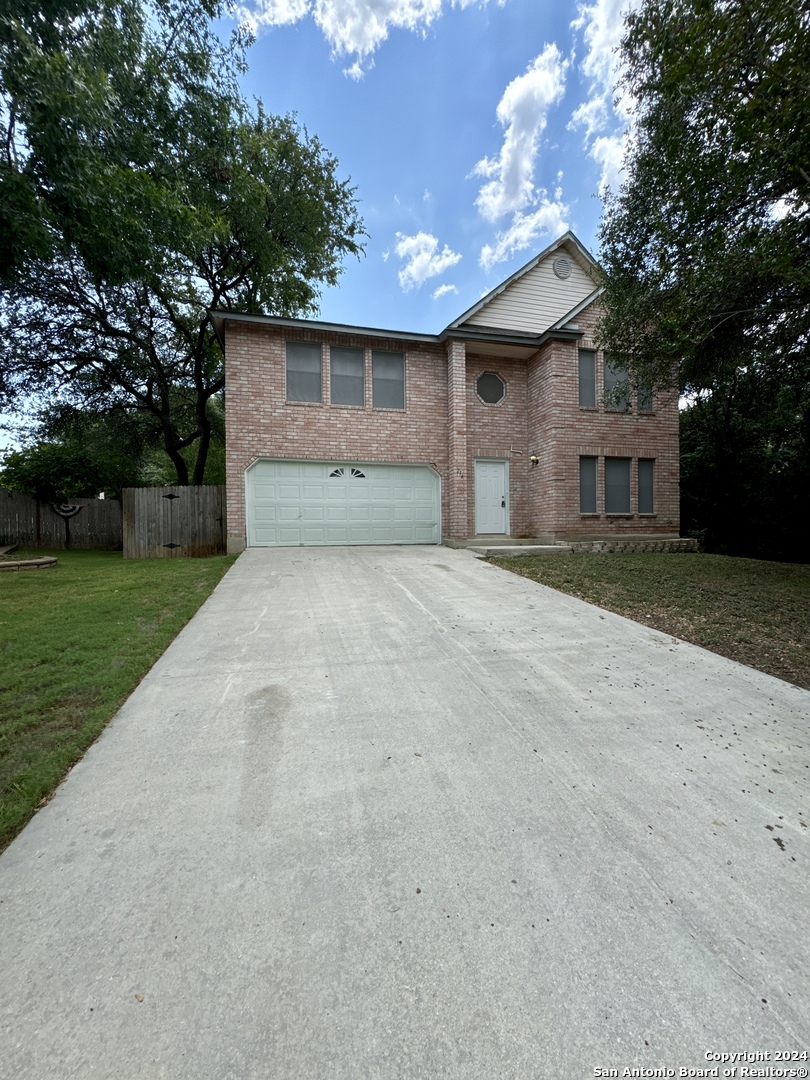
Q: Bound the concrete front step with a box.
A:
[468,545,567,557]
[448,536,700,557]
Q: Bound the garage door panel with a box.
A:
[247,460,439,546]
[278,505,304,522]
[278,527,304,544]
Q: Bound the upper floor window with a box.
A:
[286,341,322,403]
[604,356,631,412]
[330,345,364,406]
[372,350,405,409]
[578,349,596,408]
[637,382,654,413]
[477,372,506,404]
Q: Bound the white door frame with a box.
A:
[474,458,509,535]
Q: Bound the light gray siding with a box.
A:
[464,252,596,332]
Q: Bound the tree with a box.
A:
[0,404,147,499]
[1,0,247,285]
[1,2,365,483]
[597,0,810,560]
[597,0,810,397]
[679,372,810,562]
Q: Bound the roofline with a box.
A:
[209,309,583,353]
[208,310,438,350]
[548,286,605,330]
[445,231,599,330]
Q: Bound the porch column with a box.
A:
[445,339,468,538]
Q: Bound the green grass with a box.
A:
[0,549,236,852]
[489,552,810,690]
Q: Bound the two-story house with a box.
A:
[211,232,680,552]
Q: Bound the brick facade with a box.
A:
[218,235,681,550]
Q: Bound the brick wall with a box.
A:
[465,354,529,537]
[225,322,451,547]
[538,303,680,539]
[224,299,680,547]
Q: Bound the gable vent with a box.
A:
[552,255,572,280]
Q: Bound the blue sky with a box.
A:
[233,0,633,332]
[1,0,634,453]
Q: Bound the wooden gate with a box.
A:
[122,486,226,558]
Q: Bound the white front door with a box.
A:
[474,460,508,534]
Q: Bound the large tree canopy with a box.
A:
[597,0,810,395]
[1,0,247,285]
[1,0,365,483]
[597,0,809,561]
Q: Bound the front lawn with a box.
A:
[489,552,810,690]
[0,550,236,853]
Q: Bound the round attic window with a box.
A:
[477,372,506,404]
[553,255,572,280]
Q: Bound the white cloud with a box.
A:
[590,133,625,196]
[433,283,459,299]
[472,44,568,222]
[472,45,569,270]
[395,231,462,291]
[572,0,632,103]
[240,0,500,75]
[479,199,570,272]
[569,0,640,194]
[569,95,607,141]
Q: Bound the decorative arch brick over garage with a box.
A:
[211,231,681,551]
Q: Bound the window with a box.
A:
[605,457,631,513]
[372,350,405,409]
[604,356,631,412]
[286,341,322,403]
[330,345,364,406]
[580,456,597,514]
[638,381,653,413]
[578,349,596,408]
[329,467,366,478]
[638,459,655,513]
[477,372,505,404]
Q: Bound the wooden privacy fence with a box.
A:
[123,486,226,558]
[0,489,123,550]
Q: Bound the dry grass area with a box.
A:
[489,552,810,690]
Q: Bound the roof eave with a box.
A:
[208,309,439,347]
[548,286,605,331]
[444,230,599,331]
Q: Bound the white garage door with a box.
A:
[246,459,441,546]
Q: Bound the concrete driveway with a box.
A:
[1,546,808,1079]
